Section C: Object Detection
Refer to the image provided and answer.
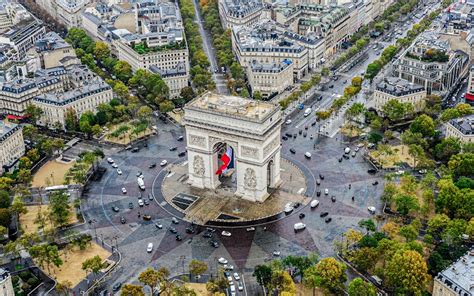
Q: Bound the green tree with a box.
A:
[0,190,10,208]
[399,225,418,242]
[81,255,106,280]
[26,149,40,163]
[48,191,71,227]
[349,247,378,272]
[121,284,144,296]
[138,268,160,293]
[321,67,330,77]
[253,264,272,292]
[113,61,133,83]
[25,104,44,124]
[93,41,110,61]
[365,60,382,80]
[188,259,208,279]
[269,270,296,295]
[253,91,263,101]
[358,219,376,234]
[410,114,435,137]
[382,99,413,121]
[395,194,419,216]
[348,278,376,296]
[385,250,430,295]
[136,106,153,123]
[435,137,462,162]
[448,153,474,178]
[65,108,79,131]
[303,257,346,294]
[159,100,175,113]
[11,196,27,215]
[0,208,10,227]
[179,86,195,103]
[282,254,318,280]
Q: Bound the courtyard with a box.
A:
[31,158,76,188]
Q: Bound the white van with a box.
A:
[344,147,351,154]
[305,152,312,159]
[294,223,306,231]
[304,108,312,117]
[147,243,153,253]
[310,200,320,208]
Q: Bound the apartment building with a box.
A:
[373,77,427,115]
[232,20,309,80]
[33,66,113,129]
[218,0,264,29]
[247,59,294,99]
[466,65,474,104]
[445,115,474,144]
[0,17,46,60]
[36,0,91,29]
[150,63,189,98]
[432,249,473,296]
[0,121,24,175]
[393,32,469,97]
[0,52,16,83]
[34,32,79,69]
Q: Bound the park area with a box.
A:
[104,121,154,145]
[19,205,78,235]
[368,144,415,169]
[32,159,75,187]
[37,243,111,287]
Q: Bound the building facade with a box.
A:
[432,249,474,296]
[218,0,264,29]
[445,115,474,143]
[0,17,46,60]
[247,59,294,99]
[373,77,427,114]
[150,63,189,98]
[0,121,24,175]
[34,32,78,69]
[36,0,91,29]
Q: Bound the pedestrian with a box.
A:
[349,184,351,189]
[352,196,355,201]
[138,211,141,217]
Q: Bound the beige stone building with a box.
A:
[247,60,294,99]
[445,115,474,144]
[218,0,263,29]
[34,32,79,69]
[373,77,427,115]
[36,0,91,29]
[150,63,189,98]
[0,121,24,175]
[432,249,474,296]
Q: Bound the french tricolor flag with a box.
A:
[216,147,233,175]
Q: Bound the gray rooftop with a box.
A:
[221,0,263,18]
[149,62,187,78]
[449,114,474,136]
[35,32,71,52]
[435,249,474,295]
[0,120,21,143]
[250,59,292,73]
[376,77,425,96]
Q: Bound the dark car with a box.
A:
[176,234,182,241]
[186,227,195,234]
[120,216,126,224]
[282,136,288,141]
[294,202,301,208]
[311,121,317,126]
[285,132,292,138]
[203,232,213,238]
[143,143,148,148]
[325,217,332,223]
[293,134,297,138]
[148,193,154,200]
[131,147,139,153]
[331,196,336,202]
[149,163,156,168]
[178,151,186,157]
[339,157,343,162]
[372,181,379,186]
[128,202,133,209]
[329,85,334,89]
[144,199,149,206]
[112,206,120,212]
[304,125,308,130]
[303,132,307,138]
[290,148,296,154]
[343,154,350,159]
[169,227,178,234]
[299,213,305,219]
[316,190,321,197]
[316,179,321,186]
[367,168,377,174]
[112,282,122,292]
[170,146,178,151]
[210,241,219,248]
[143,214,151,221]
[320,212,329,217]
[177,136,184,141]
[299,130,302,135]
[319,174,324,180]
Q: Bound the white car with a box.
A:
[147,243,153,253]
[138,199,144,207]
[117,169,122,175]
[273,250,281,256]
[285,119,292,125]
[233,273,240,281]
[246,227,255,232]
[121,187,127,194]
[218,257,228,264]
[368,206,376,214]
[238,282,243,291]
[395,170,405,175]
[324,188,329,195]
[112,163,118,168]
[310,200,319,208]
[160,160,168,167]
[355,147,360,152]
[107,157,114,163]
[221,231,231,237]
[224,264,234,270]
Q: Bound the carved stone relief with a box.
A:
[263,137,279,156]
[241,146,259,159]
[189,134,206,148]
[193,155,205,176]
[244,168,257,189]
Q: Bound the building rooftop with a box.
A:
[435,249,474,295]
[149,62,187,77]
[376,77,425,96]
[448,114,474,136]
[35,31,71,52]
[0,120,21,143]
[250,59,292,73]
[221,0,263,18]
[186,92,278,121]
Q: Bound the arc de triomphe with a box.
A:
[183,92,282,202]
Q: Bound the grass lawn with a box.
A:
[37,243,111,288]
[32,160,76,187]
[19,205,78,235]
[369,144,415,169]
[104,122,153,145]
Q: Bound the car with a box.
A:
[203,232,213,238]
[329,85,334,88]
[325,217,332,223]
[355,147,360,152]
[294,222,306,231]
[290,148,296,154]
[238,282,243,291]
[395,170,405,175]
[418,169,427,174]
[246,227,255,232]
[304,125,308,130]
[227,276,233,283]
[107,157,114,163]
[285,119,292,125]
[122,187,127,194]
[310,200,319,208]
[206,227,216,233]
[351,152,356,157]
[282,136,288,141]
[128,202,133,209]
[224,264,234,270]
[172,217,179,224]
[331,196,336,202]
[218,257,228,264]
[294,202,301,208]
[120,216,126,224]
[367,168,377,174]
[112,163,118,168]
[178,151,186,157]
[136,171,142,177]
[320,212,329,217]
[299,213,305,219]
[186,227,195,234]
[368,206,376,214]
[176,234,182,241]
[316,179,321,186]
[169,227,178,234]
[303,132,307,138]
[112,282,122,292]
[372,181,379,186]
[233,273,240,281]
[210,241,219,248]
[149,163,156,169]
[343,154,350,160]
[112,206,119,212]
[305,152,312,159]
[143,214,151,221]
[324,188,329,195]
[148,193,154,200]
[160,160,168,166]
[273,250,281,256]
[147,243,153,253]
[316,190,321,197]
[170,146,178,151]
[319,174,324,180]
[144,199,149,206]
[177,136,184,141]
[155,223,163,229]
[221,231,231,237]
[117,169,122,175]
[138,199,144,207]
[131,147,139,153]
